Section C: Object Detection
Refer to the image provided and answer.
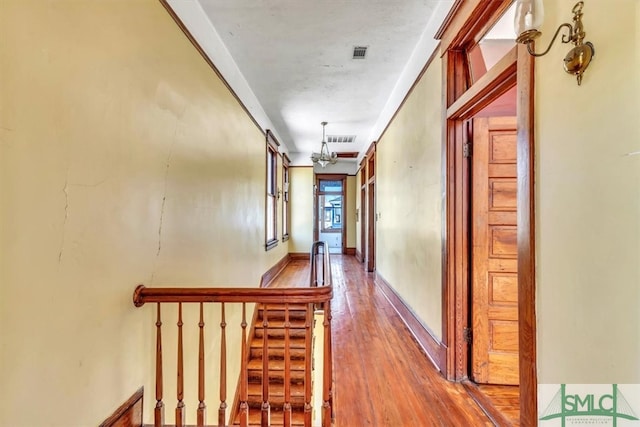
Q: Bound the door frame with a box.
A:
[437,1,536,425]
[314,174,347,254]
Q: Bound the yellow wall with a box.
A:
[535,0,640,383]
[0,1,288,426]
[289,167,314,254]
[375,62,443,340]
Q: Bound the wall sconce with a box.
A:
[515,0,595,85]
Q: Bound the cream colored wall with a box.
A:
[375,62,443,340]
[289,167,314,254]
[346,175,357,249]
[0,1,288,426]
[536,0,640,383]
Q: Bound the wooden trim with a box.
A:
[315,174,348,254]
[266,129,280,148]
[355,250,363,262]
[364,141,377,158]
[461,381,514,427]
[158,0,265,137]
[516,44,537,427]
[434,0,465,40]
[437,1,512,52]
[260,254,291,288]
[265,132,279,251]
[358,157,366,170]
[336,152,358,158]
[345,248,356,256]
[99,387,143,427]
[133,284,332,306]
[282,153,291,165]
[289,252,309,261]
[447,46,517,119]
[375,273,446,372]
[439,2,537,425]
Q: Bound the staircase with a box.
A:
[233,303,312,426]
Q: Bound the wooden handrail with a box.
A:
[134,285,332,306]
[309,241,332,288]
[135,241,333,427]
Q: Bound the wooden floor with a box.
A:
[270,255,518,426]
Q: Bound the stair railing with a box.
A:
[133,242,333,427]
[307,241,333,426]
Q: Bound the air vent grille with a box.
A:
[327,135,356,144]
[352,46,367,59]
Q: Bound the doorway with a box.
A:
[470,115,518,386]
[314,175,346,254]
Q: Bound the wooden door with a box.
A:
[366,181,375,272]
[360,186,366,262]
[471,116,519,385]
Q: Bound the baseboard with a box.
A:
[345,247,356,256]
[461,381,514,427]
[374,272,446,373]
[289,252,309,261]
[355,250,363,263]
[260,253,290,288]
[99,387,143,427]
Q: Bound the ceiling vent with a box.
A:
[352,46,368,59]
[327,135,356,144]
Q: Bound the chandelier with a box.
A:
[311,121,337,168]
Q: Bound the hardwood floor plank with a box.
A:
[272,255,496,426]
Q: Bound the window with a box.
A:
[317,178,343,233]
[282,154,290,242]
[265,131,279,250]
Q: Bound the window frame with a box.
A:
[265,130,280,251]
[281,153,290,242]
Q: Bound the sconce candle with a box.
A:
[515,1,595,86]
[514,0,544,41]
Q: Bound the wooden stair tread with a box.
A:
[254,318,307,328]
[250,347,306,360]
[233,406,307,426]
[248,369,305,382]
[247,382,305,398]
[250,337,306,349]
[247,358,306,371]
[232,302,312,426]
[253,328,306,339]
[259,302,308,310]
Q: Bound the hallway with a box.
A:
[271,255,496,426]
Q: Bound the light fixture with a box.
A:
[311,121,337,168]
[515,0,595,85]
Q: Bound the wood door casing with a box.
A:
[367,181,375,272]
[471,116,519,385]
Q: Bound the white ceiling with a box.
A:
[167,0,456,165]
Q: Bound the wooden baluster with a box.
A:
[219,303,227,426]
[322,301,333,427]
[304,303,313,427]
[261,305,270,427]
[239,303,248,427]
[176,303,185,427]
[283,303,292,427]
[155,303,165,427]
[197,303,206,426]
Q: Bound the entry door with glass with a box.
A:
[315,178,344,254]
